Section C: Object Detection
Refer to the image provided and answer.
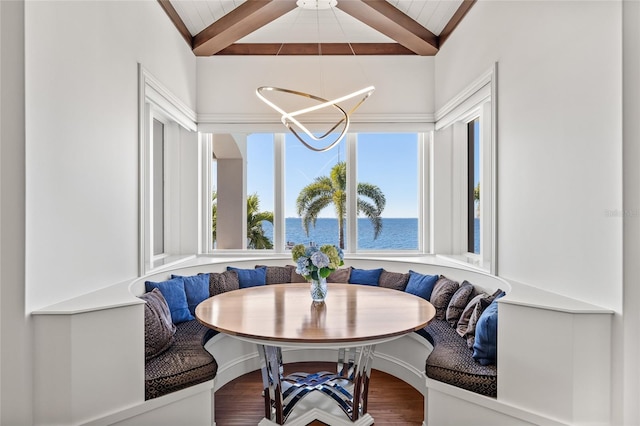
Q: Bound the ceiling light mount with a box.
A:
[296,0,337,10]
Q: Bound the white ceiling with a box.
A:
[169,0,464,44]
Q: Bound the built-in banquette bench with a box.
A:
[139,264,503,401]
[31,255,613,426]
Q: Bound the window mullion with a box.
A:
[481,102,494,271]
[419,132,429,253]
[274,133,285,253]
[201,133,213,253]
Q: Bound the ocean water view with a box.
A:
[262,218,419,250]
[262,217,480,251]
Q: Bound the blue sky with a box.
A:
[246,133,419,218]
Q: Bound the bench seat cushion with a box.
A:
[145,320,218,400]
[423,319,497,397]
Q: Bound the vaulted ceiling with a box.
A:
[159,0,476,56]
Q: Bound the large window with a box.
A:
[208,132,423,253]
[433,64,496,273]
[139,65,197,274]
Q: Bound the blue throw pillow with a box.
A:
[349,268,383,286]
[404,270,439,300]
[227,266,267,288]
[172,273,210,316]
[472,292,505,365]
[145,277,194,323]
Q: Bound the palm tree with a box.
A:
[246,194,274,249]
[296,161,386,249]
[211,191,274,249]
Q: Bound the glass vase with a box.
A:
[309,276,328,304]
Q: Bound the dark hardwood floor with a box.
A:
[214,362,424,425]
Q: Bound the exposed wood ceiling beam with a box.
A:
[215,42,415,55]
[336,0,438,56]
[439,0,477,46]
[157,0,193,47]
[192,0,298,56]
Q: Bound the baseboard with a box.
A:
[79,382,214,426]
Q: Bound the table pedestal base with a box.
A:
[258,344,376,425]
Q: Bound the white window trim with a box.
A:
[138,64,197,275]
[204,130,428,254]
[201,133,214,254]
[434,63,498,275]
[273,133,286,253]
[419,132,430,253]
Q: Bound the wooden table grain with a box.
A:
[195,283,435,346]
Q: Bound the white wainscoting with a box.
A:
[32,255,613,426]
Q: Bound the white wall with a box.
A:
[1,2,29,424]
[24,0,197,311]
[0,1,197,425]
[435,1,627,424]
[436,1,623,311]
[622,1,640,424]
[197,55,435,123]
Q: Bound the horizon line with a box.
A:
[284,217,418,219]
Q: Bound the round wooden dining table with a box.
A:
[196,283,435,426]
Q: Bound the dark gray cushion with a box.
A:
[139,288,176,361]
[424,319,497,397]
[327,267,352,283]
[430,276,459,320]
[464,289,503,348]
[255,265,293,284]
[456,293,486,337]
[446,281,475,327]
[145,320,218,400]
[207,270,239,296]
[378,270,410,291]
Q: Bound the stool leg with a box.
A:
[258,344,284,424]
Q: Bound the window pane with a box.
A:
[356,133,419,250]
[152,119,164,256]
[285,133,347,250]
[467,119,480,254]
[246,134,275,249]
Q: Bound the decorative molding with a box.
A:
[140,66,197,132]
[197,112,434,125]
[434,65,494,128]
[197,114,436,134]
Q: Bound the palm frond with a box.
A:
[357,182,386,213]
[358,199,384,239]
[295,160,386,248]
